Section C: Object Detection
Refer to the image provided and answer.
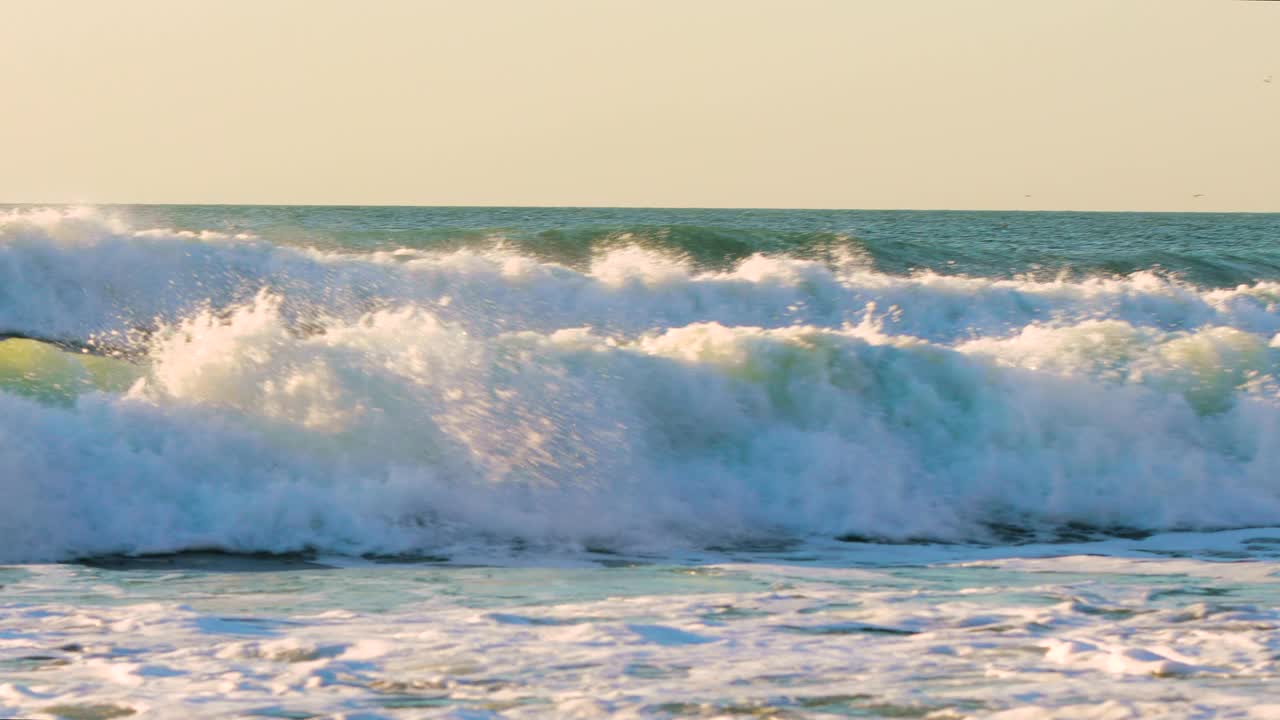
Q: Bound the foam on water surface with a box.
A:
[2,533,1280,718]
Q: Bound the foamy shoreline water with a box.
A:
[3,531,1280,719]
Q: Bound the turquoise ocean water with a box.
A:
[2,205,1280,718]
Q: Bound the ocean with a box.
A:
[2,205,1279,718]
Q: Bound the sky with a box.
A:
[1,0,1277,211]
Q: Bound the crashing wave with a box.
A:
[1,208,1278,561]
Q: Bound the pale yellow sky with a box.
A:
[1,0,1277,211]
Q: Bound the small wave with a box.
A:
[3,209,1278,347]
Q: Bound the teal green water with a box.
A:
[108,205,1280,285]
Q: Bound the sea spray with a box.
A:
[1,208,1278,562]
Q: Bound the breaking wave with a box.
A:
[1,208,1279,561]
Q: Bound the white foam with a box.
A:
[3,208,1279,347]
[2,548,1278,717]
[1,209,1280,561]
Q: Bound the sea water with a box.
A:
[1,205,1279,718]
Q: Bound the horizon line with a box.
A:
[3,201,1278,216]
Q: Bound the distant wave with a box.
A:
[1,208,1279,562]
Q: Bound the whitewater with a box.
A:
[2,205,1279,718]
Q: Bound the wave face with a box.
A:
[2,206,1280,561]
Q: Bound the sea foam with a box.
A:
[1,209,1278,561]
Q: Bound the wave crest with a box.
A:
[1,209,1279,561]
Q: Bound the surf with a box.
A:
[1,207,1278,562]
